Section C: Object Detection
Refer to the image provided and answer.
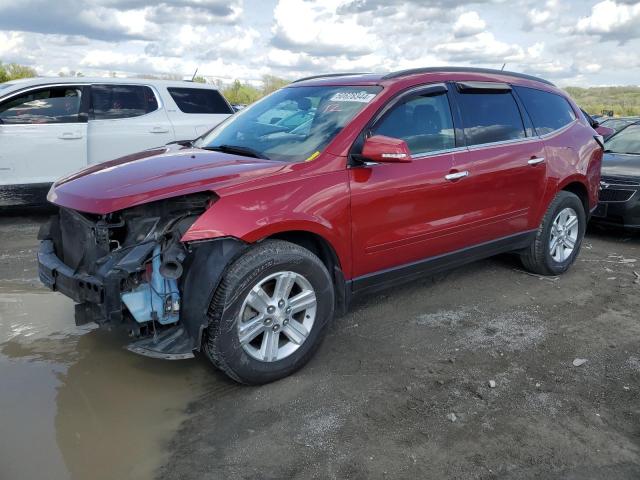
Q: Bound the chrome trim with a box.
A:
[465,135,539,151]
[538,119,578,139]
[412,145,466,159]
[445,171,469,181]
[528,157,545,165]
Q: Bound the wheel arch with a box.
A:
[559,180,590,215]
[262,229,350,316]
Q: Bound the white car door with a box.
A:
[86,84,174,165]
[0,84,88,193]
[162,86,233,141]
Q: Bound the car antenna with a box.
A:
[191,68,199,81]
[500,63,506,71]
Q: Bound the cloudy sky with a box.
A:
[0,0,639,86]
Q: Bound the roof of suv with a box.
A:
[0,76,220,97]
[291,67,555,88]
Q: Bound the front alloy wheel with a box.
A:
[204,240,334,385]
[238,271,317,362]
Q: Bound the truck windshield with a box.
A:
[194,85,382,162]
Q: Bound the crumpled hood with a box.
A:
[49,144,285,214]
[601,152,640,179]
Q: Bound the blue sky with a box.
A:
[0,0,638,86]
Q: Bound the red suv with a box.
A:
[38,67,603,384]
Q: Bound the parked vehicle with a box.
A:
[599,116,640,139]
[38,67,603,384]
[592,122,640,228]
[581,108,615,138]
[0,77,233,207]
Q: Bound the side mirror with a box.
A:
[592,120,600,129]
[361,135,412,163]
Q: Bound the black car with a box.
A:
[600,116,640,139]
[592,122,640,228]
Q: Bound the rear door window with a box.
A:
[0,86,83,124]
[455,89,526,146]
[514,86,576,135]
[371,91,455,155]
[90,84,158,120]
[167,87,232,114]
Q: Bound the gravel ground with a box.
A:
[0,215,639,480]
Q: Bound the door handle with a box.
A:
[527,157,545,165]
[150,126,170,133]
[58,132,82,140]
[444,171,469,181]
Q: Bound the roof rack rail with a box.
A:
[291,72,373,84]
[381,67,555,86]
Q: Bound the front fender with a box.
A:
[181,170,352,277]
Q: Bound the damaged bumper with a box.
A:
[37,199,247,360]
[38,238,195,359]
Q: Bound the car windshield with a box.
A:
[194,85,382,162]
[604,123,640,155]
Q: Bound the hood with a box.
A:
[49,144,285,214]
[601,152,640,179]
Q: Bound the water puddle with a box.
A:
[0,287,217,480]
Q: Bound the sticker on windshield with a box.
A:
[329,91,376,103]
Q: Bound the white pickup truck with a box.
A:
[0,77,233,207]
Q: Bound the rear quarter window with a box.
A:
[514,86,576,135]
[167,87,232,114]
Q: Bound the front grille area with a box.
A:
[601,176,640,187]
[56,208,110,273]
[599,188,636,203]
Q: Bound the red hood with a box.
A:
[48,144,285,214]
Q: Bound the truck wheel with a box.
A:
[203,240,334,385]
[520,191,586,276]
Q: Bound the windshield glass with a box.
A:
[194,85,382,162]
[604,124,640,155]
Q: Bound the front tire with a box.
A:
[520,191,586,275]
[203,240,334,385]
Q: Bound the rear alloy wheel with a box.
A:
[520,191,586,275]
[204,240,334,385]
[548,207,579,263]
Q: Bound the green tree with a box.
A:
[262,74,289,95]
[222,79,262,105]
[0,62,37,82]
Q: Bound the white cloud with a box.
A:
[270,0,380,56]
[575,0,640,42]
[453,11,486,38]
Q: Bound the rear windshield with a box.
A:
[167,87,232,114]
[195,85,382,162]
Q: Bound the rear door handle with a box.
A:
[528,157,545,165]
[150,126,170,134]
[444,171,469,181]
[59,132,83,140]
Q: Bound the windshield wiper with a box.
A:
[202,144,269,160]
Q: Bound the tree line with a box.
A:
[2,61,639,115]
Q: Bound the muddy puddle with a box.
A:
[0,284,225,480]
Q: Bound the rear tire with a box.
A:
[203,240,334,385]
[520,191,586,276]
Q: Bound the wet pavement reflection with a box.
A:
[0,216,227,480]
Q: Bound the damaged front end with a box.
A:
[38,192,245,359]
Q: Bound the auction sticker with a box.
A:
[329,91,376,103]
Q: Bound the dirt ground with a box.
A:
[0,214,639,480]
